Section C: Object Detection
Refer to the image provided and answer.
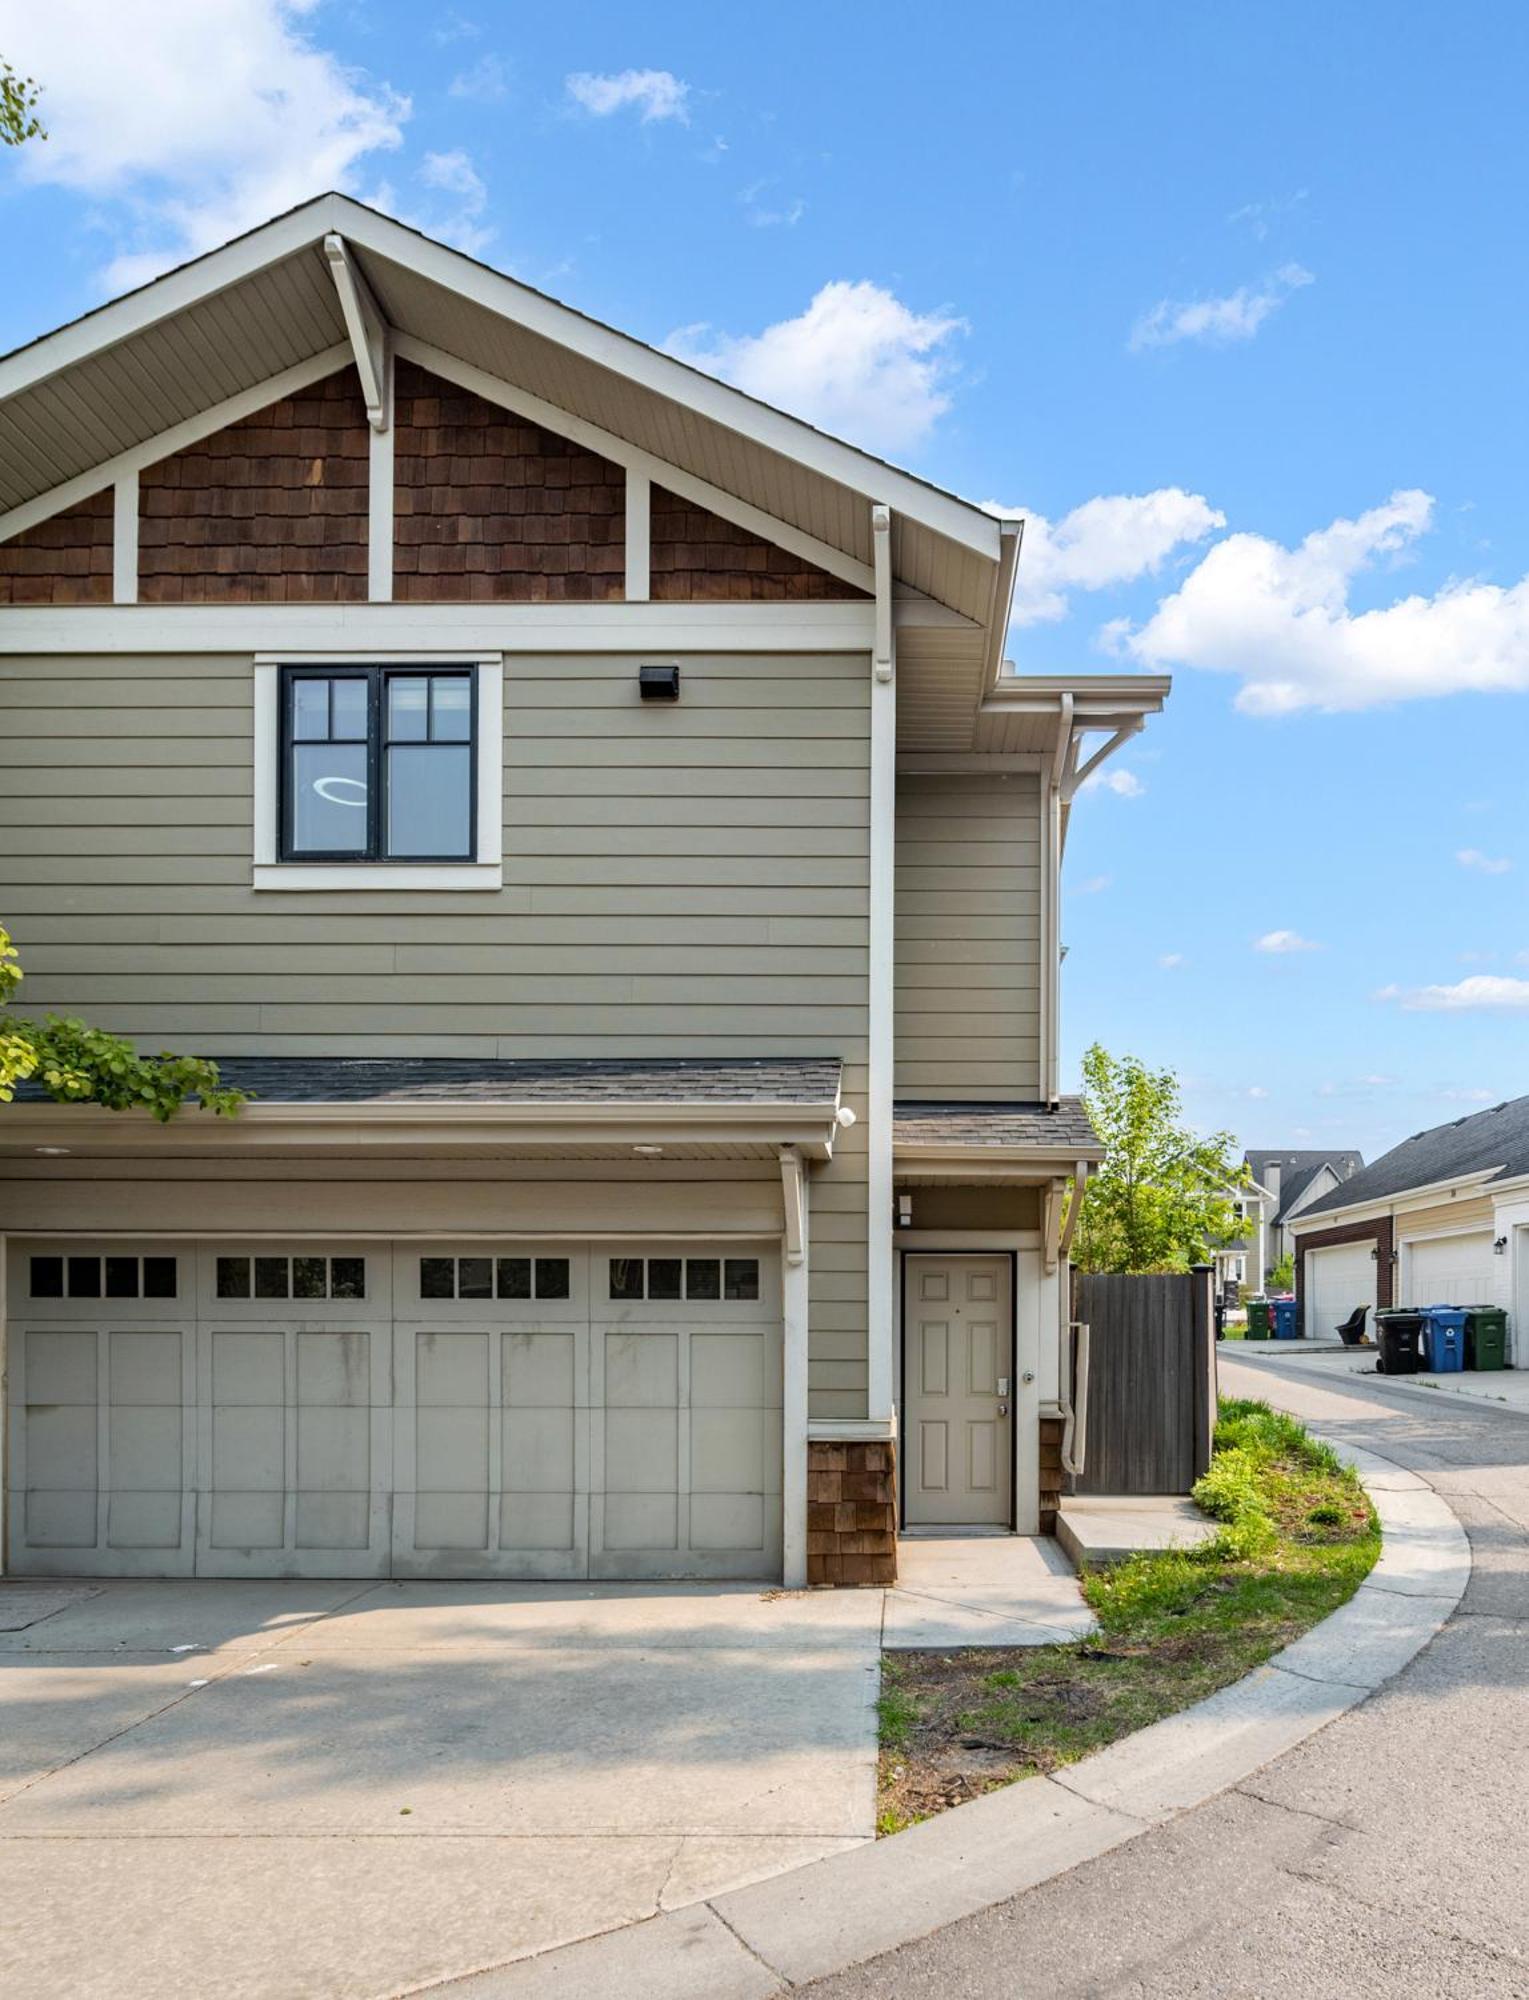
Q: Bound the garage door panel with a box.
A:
[501,1492,576,1551]
[1403,1232,1495,1308]
[1304,1244,1377,1341]
[108,1489,183,1550]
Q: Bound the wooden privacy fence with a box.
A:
[1072,1266,1218,1495]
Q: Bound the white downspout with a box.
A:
[1057,1159,1091,1478]
[866,504,895,1425]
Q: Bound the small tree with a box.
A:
[1,58,45,146]
[1,923,245,1121]
[1071,1043,1248,1274]
[1268,1252,1294,1293]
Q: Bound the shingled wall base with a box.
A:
[807,1439,898,1586]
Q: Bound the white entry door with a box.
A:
[904,1255,1013,1528]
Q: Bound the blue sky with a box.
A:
[1,0,1527,1161]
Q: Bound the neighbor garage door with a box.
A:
[6,1239,782,1582]
[1402,1230,1496,1311]
[1304,1241,1377,1341]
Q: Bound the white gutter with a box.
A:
[1286,1166,1505,1236]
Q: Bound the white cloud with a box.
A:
[1246,1086,1270,1100]
[565,68,690,124]
[1255,929,1319,954]
[1073,874,1113,895]
[1457,848,1512,875]
[1158,952,1186,969]
[1081,767,1146,799]
[667,282,965,456]
[1130,264,1313,350]
[740,180,805,229]
[1438,1086,1495,1102]
[449,54,509,102]
[1378,976,1529,1012]
[0,0,409,291]
[414,148,492,255]
[1227,190,1309,241]
[985,489,1225,628]
[1116,489,1529,715]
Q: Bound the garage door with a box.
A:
[6,1239,782,1582]
[1304,1242,1377,1341]
[1402,1230,1496,1310]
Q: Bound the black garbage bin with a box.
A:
[1375,1309,1425,1375]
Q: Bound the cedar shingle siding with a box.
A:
[0,490,113,605]
[650,485,868,601]
[392,360,625,602]
[138,368,369,603]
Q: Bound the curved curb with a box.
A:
[420,1433,1470,1999]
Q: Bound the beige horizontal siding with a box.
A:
[893,771,1041,1100]
[0,648,873,1413]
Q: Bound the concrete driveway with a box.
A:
[0,1577,885,1999]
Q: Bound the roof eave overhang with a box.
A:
[894,1142,1104,1182]
[0,1098,841,1160]
[1287,1166,1506,1235]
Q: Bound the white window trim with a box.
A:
[252,654,503,891]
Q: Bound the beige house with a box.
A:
[0,196,1164,1588]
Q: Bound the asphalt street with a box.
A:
[802,1351,1529,1999]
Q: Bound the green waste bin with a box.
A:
[1465,1306,1509,1371]
[1246,1298,1273,1341]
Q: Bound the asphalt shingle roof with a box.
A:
[1244,1148,1365,1223]
[15,1056,843,1109]
[893,1097,1100,1153]
[1301,1096,1529,1218]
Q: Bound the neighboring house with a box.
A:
[0,196,1165,1590]
[1232,1148,1364,1290]
[1291,1097,1529,1352]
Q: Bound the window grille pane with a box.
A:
[293,1256,328,1301]
[216,1257,251,1300]
[331,1258,365,1301]
[724,1259,760,1301]
[496,1257,531,1299]
[29,1255,63,1298]
[67,1256,101,1299]
[386,744,471,858]
[255,1257,290,1300]
[609,1258,644,1301]
[143,1258,178,1300]
[292,742,368,852]
[432,676,472,740]
[420,1257,455,1300]
[686,1259,721,1301]
[647,1257,683,1301]
[331,676,369,740]
[105,1256,139,1299]
[535,1258,570,1300]
[458,1257,493,1300]
[292,678,330,740]
[388,676,429,741]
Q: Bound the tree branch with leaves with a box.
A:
[1071,1043,1249,1274]
[1,923,246,1121]
[1,57,45,146]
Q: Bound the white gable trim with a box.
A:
[0,343,351,545]
[395,333,875,596]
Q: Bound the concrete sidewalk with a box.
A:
[1240,1340,1529,1413]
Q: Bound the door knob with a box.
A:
[1021,1370,1035,1384]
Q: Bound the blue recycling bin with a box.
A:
[1272,1298,1301,1340]
[1421,1306,1468,1372]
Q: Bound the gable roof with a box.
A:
[1300,1100,1529,1218]
[1243,1148,1364,1223]
[0,192,1001,617]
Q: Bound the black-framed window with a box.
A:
[280,666,476,863]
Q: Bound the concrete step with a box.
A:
[1056,1495,1218,1569]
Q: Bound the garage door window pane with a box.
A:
[216,1257,251,1300]
[686,1259,720,1301]
[143,1258,178,1299]
[293,1256,327,1301]
[420,1257,455,1300]
[331,1258,365,1300]
[68,1256,101,1299]
[647,1258,682,1301]
[496,1257,531,1299]
[725,1259,760,1301]
[105,1256,139,1299]
[255,1258,290,1300]
[458,1257,493,1300]
[535,1259,570,1300]
[610,1258,644,1301]
[29,1255,63,1298]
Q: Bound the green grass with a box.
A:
[876,1396,1379,1834]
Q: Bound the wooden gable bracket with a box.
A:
[323,233,391,432]
[871,504,893,682]
[779,1145,807,1267]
